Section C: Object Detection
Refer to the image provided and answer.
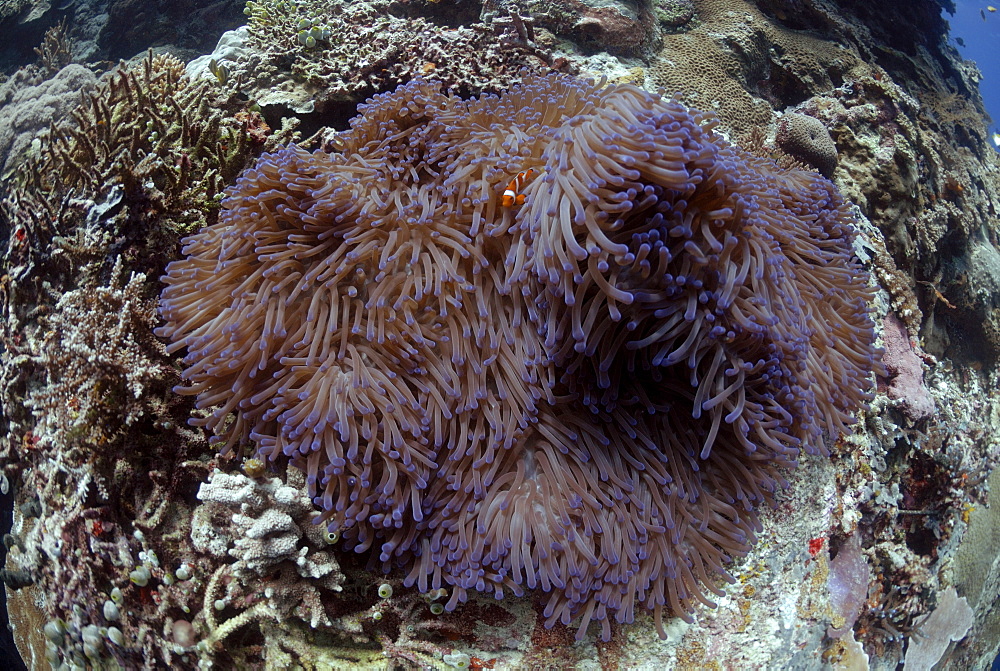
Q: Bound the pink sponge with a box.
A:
[882,314,936,421]
[827,535,871,638]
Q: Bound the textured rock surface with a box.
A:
[950,469,1000,670]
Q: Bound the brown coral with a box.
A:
[776,112,838,177]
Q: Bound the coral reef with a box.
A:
[187,468,346,665]
[1,50,272,333]
[232,0,569,114]
[1,0,999,669]
[0,260,188,670]
[0,47,281,671]
[948,468,1000,670]
[158,73,879,641]
[653,0,696,29]
[193,470,341,582]
[649,0,871,142]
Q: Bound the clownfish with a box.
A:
[501,169,536,207]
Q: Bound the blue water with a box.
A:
[946,1,1000,146]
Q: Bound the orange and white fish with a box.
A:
[501,169,536,207]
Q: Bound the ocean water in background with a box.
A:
[947,1,1000,148]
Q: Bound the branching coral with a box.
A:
[0,49,278,671]
[239,0,561,104]
[0,50,270,337]
[0,258,183,670]
[25,257,166,449]
[158,74,880,641]
[19,51,255,224]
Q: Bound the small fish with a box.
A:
[501,169,536,207]
[989,5,997,12]
[956,36,966,47]
[993,132,1000,147]
[982,8,987,20]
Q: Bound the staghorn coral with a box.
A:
[0,50,273,341]
[157,73,880,642]
[33,19,72,76]
[16,51,256,227]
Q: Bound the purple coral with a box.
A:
[157,75,880,640]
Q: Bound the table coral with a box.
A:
[158,73,880,642]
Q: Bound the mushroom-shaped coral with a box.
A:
[157,74,879,640]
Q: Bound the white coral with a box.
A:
[192,468,344,655]
[192,468,342,586]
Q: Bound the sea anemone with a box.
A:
[156,74,879,640]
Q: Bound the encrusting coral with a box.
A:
[157,73,880,641]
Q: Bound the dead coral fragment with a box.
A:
[159,74,880,641]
